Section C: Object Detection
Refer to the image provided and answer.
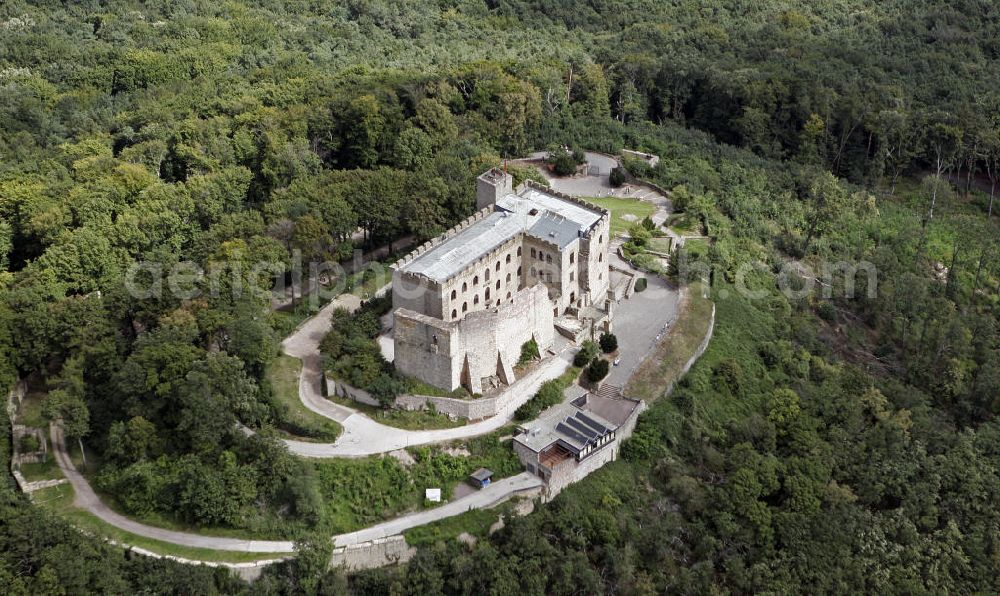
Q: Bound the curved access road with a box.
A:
[50,424,295,553]
[50,424,542,553]
[278,283,574,458]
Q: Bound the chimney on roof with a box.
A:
[476,167,513,211]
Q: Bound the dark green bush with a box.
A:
[587,358,610,383]
[519,338,540,364]
[573,340,599,367]
[599,333,618,353]
[609,166,626,187]
[19,434,40,453]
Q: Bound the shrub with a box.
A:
[641,215,656,231]
[609,166,626,187]
[587,358,609,383]
[19,434,40,453]
[628,225,651,247]
[634,277,648,292]
[515,377,566,421]
[712,358,746,397]
[519,338,540,364]
[816,301,837,322]
[369,373,406,407]
[573,340,599,367]
[547,146,585,176]
[599,333,618,353]
[673,389,694,415]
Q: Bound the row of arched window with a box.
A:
[450,290,514,319]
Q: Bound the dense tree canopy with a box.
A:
[0,0,997,593]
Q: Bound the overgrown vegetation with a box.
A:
[517,338,540,365]
[0,0,997,592]
[514,366,580,421]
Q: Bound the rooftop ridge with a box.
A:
[522,180,610,218]
[392,205,495,275]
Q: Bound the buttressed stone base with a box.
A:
[393,284,555,394]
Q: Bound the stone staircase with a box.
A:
[595,383,624,400]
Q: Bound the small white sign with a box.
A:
[425,488,442,502]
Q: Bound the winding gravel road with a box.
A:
[50,424,541,553]
[278,284,574,458]
[43,162,682,559]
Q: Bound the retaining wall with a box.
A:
[330,536,415,570]
[327,376,380,407]
[395,393,498,420]
[664,301,716,397]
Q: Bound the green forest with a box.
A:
[0,0,998,593]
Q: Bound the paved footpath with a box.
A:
[50,424,542,553]
[279,284,574,458]
[332,472,542,546]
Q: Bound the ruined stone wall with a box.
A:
[440,236,523,321]
[584,215,611,305]
[392,271,443,319]
[328,376,380,407]
[395,394,498,420]
[394,284,555,392]
[521,235,563,310]
[393,310,461,390]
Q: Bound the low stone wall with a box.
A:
[330,536,415,571]
[113,542,287,583]
[664,301,716,397]
[327,376,380,407]
[395,393,498,421]
[609,265,637,300]
[12,425,48,465]
[622,149,660,168]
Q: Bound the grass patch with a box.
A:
[648,236,674,253]
[268,298,324,337]
[403,501,514,546]
[402,375,471,399]
[313,428,521,533]
[626,282,715,401]
[16,392,48,428]
[18,458,61,482]
[265,355,342,442]
[347,265,391,300]
[585,196,657,238]
[667,212,703,235]
[32,484,292,563]
[328,395,464,430]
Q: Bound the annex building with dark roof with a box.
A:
[512,384,645,497]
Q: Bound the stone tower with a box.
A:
[476,167,513,210]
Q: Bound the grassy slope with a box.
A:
[266,355,342,442]
[626,282,715,402]
[586,196,657,237]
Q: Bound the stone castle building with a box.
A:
[391,169,612,394]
